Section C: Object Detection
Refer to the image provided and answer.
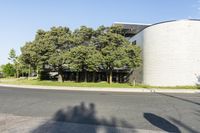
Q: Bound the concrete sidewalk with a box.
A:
[0,113,164,133]
[0,84,200,94]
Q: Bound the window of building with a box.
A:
[132,40,137,45]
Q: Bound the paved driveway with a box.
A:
[0,86,199,133]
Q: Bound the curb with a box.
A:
[0,84,200,94]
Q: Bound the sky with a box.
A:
[0,0,200,65]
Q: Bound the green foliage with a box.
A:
[73,26,94,46]
[68,45,88,72]
[19,25,142,83]
[68,46,102,72]
[2,63,16,77]
[21,27,73,81]
[108,25,125,35]
[8,48,17,62]
[47,27,73,68]
[8,48,22,78]
[47,27,73,82]
[20,42,38,69]
[125,44,142,68]
[91,26,142,83]
[0,65,3,72]
[85,47,103,72]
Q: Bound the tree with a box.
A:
[2,63,16,77]
[48,27,74,82]
[21,27,73,81]
[68,45,88,82]
[8,49,19,78]
[125,44,142,68]
[34,29,55,78]
[68,26,98,82]
[92,26,142,84]
[108,25,125,35]
[85,47,103,82]
[19,25,142,84]
[68,45,102,82]
[73,26,94,46]
[8,48,17,62]
[0,65,3,78]
[20,42,38,77]
[49,51,69,82]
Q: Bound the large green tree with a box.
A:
[68,26,101,82]
[21,42,39,77]
[73,26,94,46]
[68,45,102,82]
[47,27,74,82]
[19,25,142,84]
[8,48,19,78]
[2,63,16,77]
[21,27,73,81]
[34,29,55,74]
[21,30,50,78]
[85,47,103,82]
[92,26,142,84]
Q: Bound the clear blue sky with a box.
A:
[0,0,200,65]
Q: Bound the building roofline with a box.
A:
[113,22,151,26]
[131,19,200,36]
[149,19,200,27]
[115,19,200,27]
[113,19,200,37]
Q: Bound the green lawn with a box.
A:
[0,78,142,88]
[0,78,199,89]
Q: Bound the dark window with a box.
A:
[132,40,137,45]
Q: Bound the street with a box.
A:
[0,86,199,133]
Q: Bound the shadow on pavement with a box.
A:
[169,117,199,133]
[31,102,134,133]
[157,93,200,106]
[144,113,181,133]
[194,110,200,117]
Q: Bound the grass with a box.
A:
[0,78,199,89]
[0,78,138,88]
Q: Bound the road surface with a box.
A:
[0,86,199,133]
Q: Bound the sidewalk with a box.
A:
[0,83,200,94]
[0,113,164,133]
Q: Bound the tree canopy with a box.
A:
[1,63,16,77]
[19,25,142,83]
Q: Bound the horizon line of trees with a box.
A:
[1,25,142,84]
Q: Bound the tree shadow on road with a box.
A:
[144,113,181,133]
[157,93,200,106]
[169,116,199,133]
[31,102,134,133]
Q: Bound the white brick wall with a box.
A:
[130,20,200,86]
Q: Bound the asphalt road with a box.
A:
[0,86,199,133]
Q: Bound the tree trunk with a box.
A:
[36,66,39,79]
[92,72,96,82]
[22,70,24,77]
[106,73,108,83]
[133,79,136,86]
[76,72,79,82]
[58,69,64,82]
[108,70,112,84]
[84,70,87,82]
[116,71,119,83]
[28,64,31,78]
[58,74,64,82]
[119,73,122,83]
[16,66,19,78]
[70,73,73,81]
[98,73,101,82]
